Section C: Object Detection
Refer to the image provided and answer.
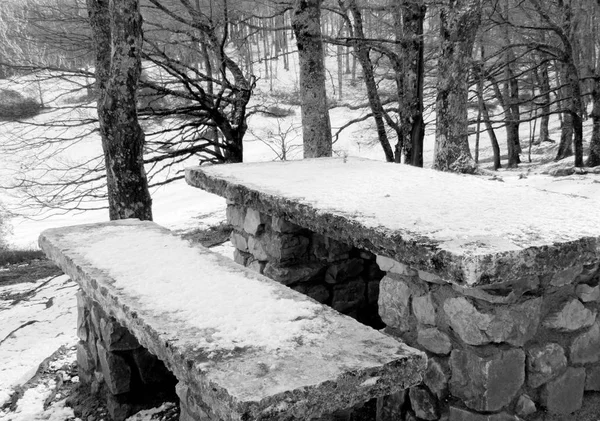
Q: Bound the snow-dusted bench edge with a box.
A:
[39,219,426,421]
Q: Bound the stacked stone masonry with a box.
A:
[227,205,600,421]
[76,291,177,421]
[227,204,385,328]
[377,255,600,420]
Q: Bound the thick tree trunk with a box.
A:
[434,0,481,173]
[292,0,332,158]
[537,60,551,143]
[395,0,426,167]
[587,78,600,167]
[88,0,152,221]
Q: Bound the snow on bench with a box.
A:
[39,219,426,421]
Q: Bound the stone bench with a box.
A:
[39,219,426,421]
[186,157,600,420]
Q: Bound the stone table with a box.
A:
[186,157,600,420]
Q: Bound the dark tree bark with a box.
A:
[536,59,551,143]
[87,0,152,220]
[395,0,426,167]
[434,0,481,173]
[292,0,332,158]
[588,77,600,167]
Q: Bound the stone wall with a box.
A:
[377,255,600,420]
[227,203,385,328]
[76,291,177,421]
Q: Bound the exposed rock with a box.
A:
[585,366,600,391]
[263,262,325,286]
[376,390,406,421]
[243,208,268,236]
[313,235,353,262]
[264,233,309,263]
[325,259,364,284]
[417,327,452,355]
[378,276,412,332]
[515,394,536,417]
[550,264,583,286]
[485,298,542,346]
[76,291,89,341]
[409,386,438,420]
[106,394,133,421]
[248,236,269,261]
[526,342,567,388]
[272,215,302,233]
[247,260,266,274]
[570,321,600,364]
[233,249,251,266]
[331,280,366,313]
[230,231,248,252]
[100,317,140,351]
[412,293,436,326]
[97,341,131,395]
[577,261,599,284]
[448,407,519,421]
[376,255,416,276]
[543,299,596,332]
[226,205,246,229]
[449,348,525,412]
[76,342,95,380]
[443,297,492,346]
[418,270,444,284]
[423,358,448,400]
[576,284,600,303]
[541,367,585,414]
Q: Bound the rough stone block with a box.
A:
[448,407,519,421]
[409,386,438,420]
[263,262,325,286]
[233,249,251,266]
[247,236,269,261]
[449,348,524,412]
[76,341,95,384]
[230,231,248,252]
[325,259,364,284]
[312,235,353,262]
[247,259,266,274]
[577,262,600,283]
[100,317,140,351]
[243,208,268,236]
[550,264,583,286]
[106,394,133,421]
[376,391,405,421]
[417,327,452,355]
[331,280,366,313]
[576,284,600,302]
[585,366,600,391]
[378,276,412,332]
[543,299,596,332]
[423,357,448,400]
[570,321,600,364]
[443,297,492,346]
[97,341,131,395]
[526,342,567,388]
[76,291,89,342]
[412,293,436,326]
[272,215,302,233]
[376,255,416,276]
[485,297,542,346]
[515,394,536,417]
[418,270,444,284]
[226,205,246,229]
[541,367,585,414]
[264,233,309,263]
[176,383,214,421]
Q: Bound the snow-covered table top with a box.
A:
[186,157,600,286]
[39,219,425,420]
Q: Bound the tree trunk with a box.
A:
[87,0,152,220]
[292,0,332,158]
[395,0,426,167]
[434,0,481,173]
[588,77,600,167]
[537,59,551,143]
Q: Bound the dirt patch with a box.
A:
[0,259,62,287]
[179,222,232,248]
